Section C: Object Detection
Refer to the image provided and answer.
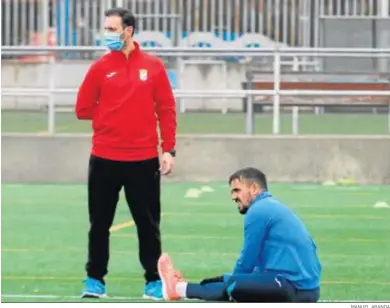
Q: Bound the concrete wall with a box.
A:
[2,134,390,184]
[1,61,247,111]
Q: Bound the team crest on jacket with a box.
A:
[139,69,148,81]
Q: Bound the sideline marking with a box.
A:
[1,294,145,301]
[2,277,390,286]
[2,248,387,260]
[3,294,388,302]
[110,233,390,243]
[159,212,389,220]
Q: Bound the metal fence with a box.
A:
[2,46,390,135]
[2,0,390,49]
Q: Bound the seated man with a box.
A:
[158,167,322,303]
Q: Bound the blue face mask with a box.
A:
[103,32,124,51]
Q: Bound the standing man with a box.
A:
[75,7,177,299]
[157,168,322,303]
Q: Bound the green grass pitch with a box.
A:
[2,110,389,134]
[1,182,390,302]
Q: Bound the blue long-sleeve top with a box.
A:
[231,191,322,290]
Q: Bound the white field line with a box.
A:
[1,294,146,300]
[1,294,390,302]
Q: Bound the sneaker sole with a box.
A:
[81,292,107,299]
[142,294,163,301]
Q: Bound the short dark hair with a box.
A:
[105,7,136,32]
[228,167,268,190]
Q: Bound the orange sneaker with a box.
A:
[158,253,186,300]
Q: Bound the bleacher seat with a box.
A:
[234,32,279,49]
[180,31,225,48]
[231,32,281,63]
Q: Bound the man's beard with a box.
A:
[238,206,248,215]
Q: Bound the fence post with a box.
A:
[292,106,299,135]
[273,50,281,134]
[175,14,184,113]
[48,56,56,134]
[379,0,389,73]
[388,103,390,134]
[245,73,254,135]
[380,0,389,17]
